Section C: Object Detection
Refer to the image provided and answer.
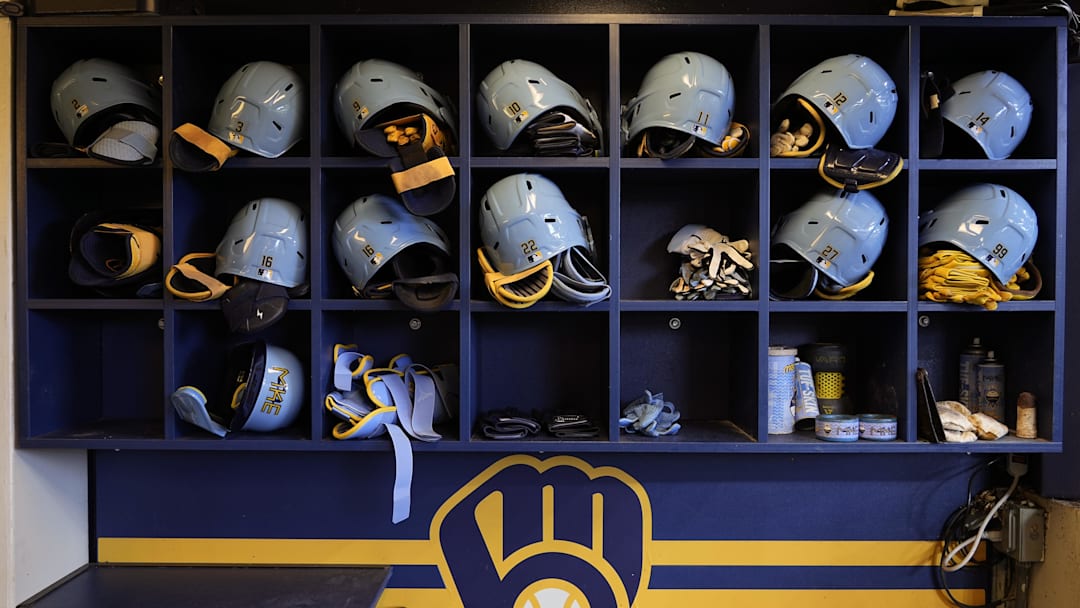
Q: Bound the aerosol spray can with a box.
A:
[958,337,988,410]
[767,346,797,434]
[976,350,1005,422]
[792,359,820,431]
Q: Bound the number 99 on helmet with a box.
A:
[918,183,1038,285]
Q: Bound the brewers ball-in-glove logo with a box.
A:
[432,455,651,608]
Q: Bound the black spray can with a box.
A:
[799,343,851,415]
[976,350,1005,422]
[958,337,988,410]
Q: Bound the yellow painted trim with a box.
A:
[649,539,954,567]
[99,537,975,568]
[377,588,454,607]
[375,588,985,608]
[98,538,440,565]
[630,588,985,608]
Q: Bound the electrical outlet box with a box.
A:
[994,502,1045,563]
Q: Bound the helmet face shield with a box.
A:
[918,183,1038,283]
[941,71,1032,160]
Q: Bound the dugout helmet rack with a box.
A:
[13,14,1067,454]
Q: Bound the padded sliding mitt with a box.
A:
[68,208,163,297]
[335,59,459,215]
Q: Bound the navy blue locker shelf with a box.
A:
[13,14,1068,454]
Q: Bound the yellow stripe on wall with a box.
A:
[375,588,985,608]
[649,539,957,567]
[99,537,977,568]
[99,538,985,608]
[629,589,985,608]
[98,538,441,565]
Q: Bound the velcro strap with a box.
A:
[550,248,610,306]
[546,412,600,438]
[88,120,160,165]
[165,252,231,302]
[363,368,404,409]
[390,155,454,193]
[481,410,541,439]
[171,123,237,171]
[324,392,413,524]
[333,345,374,392]
[524,110,602,157]
[397,368,440,442]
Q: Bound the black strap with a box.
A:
[545,412,600,438]
[480,409,541,440]
[920,70,954,159]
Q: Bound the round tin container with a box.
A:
[815,414,859,442]
[858,414,898,441]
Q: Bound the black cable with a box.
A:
[936,459,1010,608]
